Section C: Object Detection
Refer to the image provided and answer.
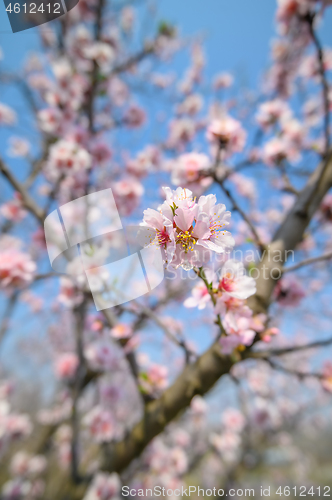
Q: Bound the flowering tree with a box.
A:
[1,0,332,498]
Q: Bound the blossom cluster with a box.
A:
[142,187,234,271]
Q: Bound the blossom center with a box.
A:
[219,273,235,292]
[176,230,196,253]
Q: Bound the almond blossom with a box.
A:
[256,99,291,129]
[54,353,79,380]
[171,152,211,187]
[262,136,300,166]
[110,323,133,339]
[141,187,234,270]
[83,472,121,500]
[0,249,36,288]
[321,362,332,392]
[46,140,92,179]
[206,115,247,156]
[218,259,256,300]
[0,103,16,126]
[0,194,27,222]
[213,72,234,90]
[221,408,246,433]
[273,274,306,306]
[139,364,169,396]
[83,406,115,443]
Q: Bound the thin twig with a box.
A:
[282,251,332,274]
[215,178,266,252]
[264,357,323,380]
[0,291,19,344]
[306,14,330,156]
[248,336,332,358]
[0,158,44,223]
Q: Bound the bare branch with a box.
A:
[0,158,44,223]
[283,251,332,274]
[306,14,330,155]
[264,357,323,380]
[247,336,332,359]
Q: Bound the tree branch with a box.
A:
[282,251,332,274]
[0,158,44,223]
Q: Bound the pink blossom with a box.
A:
[321,362,332,393]
[107,77,129,107]
[4,413,33,439]
[230,173,256,202]
[127,146,160,178]
[210,431,241,460]
[83,472,121,500]
[276,0,314,33]
[281,118,306,146]
[140,364,168,395]
[221,408,246,433]
[54,353,79,380]
[90,142,112,166]
[320,193,332,222]
[142,187,234,270]
[83,407,115,443]
[273,275,306,307]
[113,177,144,216]
[121,6,135,33]
[10,452,46,477]
[110,323,133,339]
[124,104,146,128]
[46,140,91,178]
[167,118,196,149]
[83,42,115,72]
[219,335,244,354]
[84,340,117,372]
[7,137,30,157]
[206,115,246,156]
[184,280,211,310]
[218,259,256,300]
[299,49,332,80]
[256,99,291,129]
[190,395,207,415]
[213,72,234,90]
[58,278,83,308]
[0,194,27,222]
[171,152,210,186]
[151,72,175,88]
[222,312,256,348]
[215,294,252,317]
[262,137,300,166]
[0,250,36,288]
[38,107,63,135]
[0,103,16,126]
[261,326,280,342]
[177,94,203,115]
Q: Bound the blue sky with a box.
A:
[1,1,332,82]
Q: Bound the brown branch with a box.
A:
[247,336,332,359]
[0,291,19,345]
[215,179,266,252]
[101,341,235,473]
[0,158,44,223]
[264,357,323,380]
[71,297,89,484]
[306,14,330,156]
[282,251,332,274]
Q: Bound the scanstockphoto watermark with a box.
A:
[165,247,296,283]
[122,486,256,497]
